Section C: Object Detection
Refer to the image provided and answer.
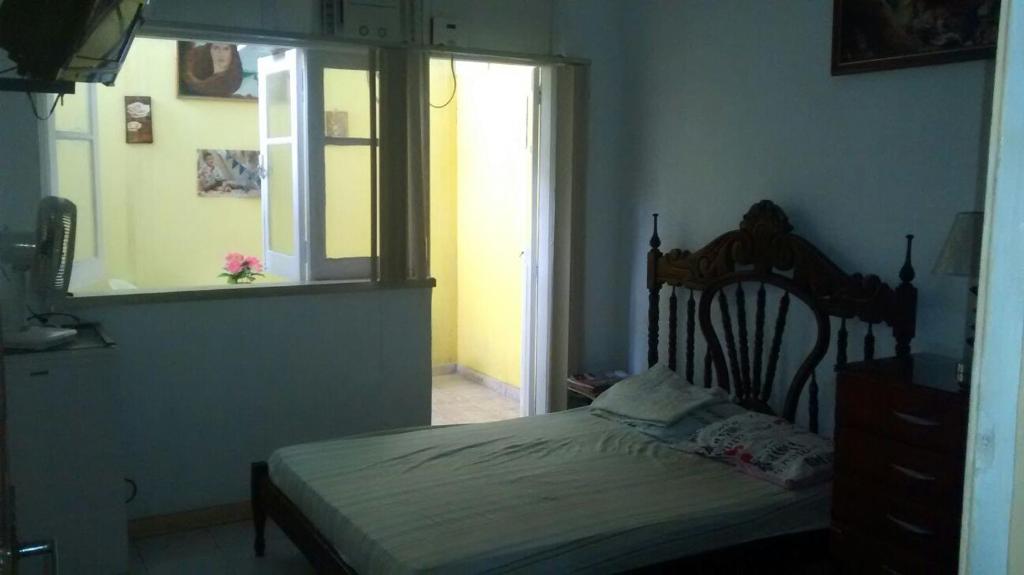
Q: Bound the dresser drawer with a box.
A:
[837,378,966,452]
[831,523,956,575]
[835,428,963,503]
[885,384,965,451]
[832,478,960,557]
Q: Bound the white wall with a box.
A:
[81,288,430,517]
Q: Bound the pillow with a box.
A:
[591,364,728,426]
[616,401,748,444]
[680,412,833,489]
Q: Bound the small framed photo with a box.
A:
[326,110,349,138]
[197,149,261,198]
[124,96,153,144]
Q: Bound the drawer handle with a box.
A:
[890,463,936,482]
[882,566,906,575]
[892,410,941,427]
[887,514,934,536]
[28,370,49,377]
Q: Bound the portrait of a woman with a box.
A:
[178,41,254,99]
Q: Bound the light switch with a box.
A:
[432,17,461,47]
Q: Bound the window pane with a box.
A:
[267,70,291,138]
[325,145,371,258]
[55,139,97,260]
[324,68,370,139]
[54,89,90,133]
[268,143,294,255]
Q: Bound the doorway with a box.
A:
[428,56,549,425]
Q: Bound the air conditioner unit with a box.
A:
[321,0,402,42]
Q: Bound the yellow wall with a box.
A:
[454,62,534,388]
[428,61,533,387]
[429,59,459,366]
[90,37,270,290]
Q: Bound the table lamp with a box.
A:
[933,211,984,387]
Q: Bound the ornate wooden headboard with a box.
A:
[647,200,917,432]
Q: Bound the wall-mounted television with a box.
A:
[0,0,146,88]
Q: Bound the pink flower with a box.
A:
[225,260,243,274]
[244,256,263,273]
[225,252,245,264]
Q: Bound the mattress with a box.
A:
[268,408,830,574]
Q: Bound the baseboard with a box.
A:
[455,365,520,401]
[128,500,251,540]
[432,363,457,376]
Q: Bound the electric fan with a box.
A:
[0,197,79,350]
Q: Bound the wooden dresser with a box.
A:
[831,354,968,575]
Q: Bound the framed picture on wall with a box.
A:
[177,42,274,100]
[124,96,153,144]
[831,0,1000,75]
[197,149,261,198]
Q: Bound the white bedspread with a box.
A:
[268,408,830,574]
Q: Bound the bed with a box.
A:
[251,200,918,574]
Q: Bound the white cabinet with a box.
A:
[6,343,127,575]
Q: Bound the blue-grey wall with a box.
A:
[82,288,431,518]
[615,2,990,391]
[554,0,632,373]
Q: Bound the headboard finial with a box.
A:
[900,234,915,283]
[650,213,661,249]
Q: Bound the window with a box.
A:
[306,49,378,280]
[44,84,103,289]
[44,37,383,295]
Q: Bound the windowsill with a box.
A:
[64,278,436,307]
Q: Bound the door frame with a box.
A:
[428,53,566,418]
[521,64,556,417]
[959,0,1024,572]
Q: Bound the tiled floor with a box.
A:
[432,373,521,425]
[130,520,312,574]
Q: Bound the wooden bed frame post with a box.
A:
[647,214,663,367]
[251,462,268,557]
[894,234,917,358]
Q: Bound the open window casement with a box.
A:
[305,47,378,280]
[258,49,307,282]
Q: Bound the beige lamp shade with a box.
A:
[933,211,984,277]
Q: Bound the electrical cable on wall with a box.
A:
[429,56,457,109]
[26,91,61,120]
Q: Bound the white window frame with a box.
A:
[39,85,106,290]
[305,47,379,281]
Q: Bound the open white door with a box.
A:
[522,65,555,417]
[258,50,307,282]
